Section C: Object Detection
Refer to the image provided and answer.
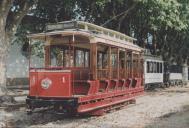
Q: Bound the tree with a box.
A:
[0,0,79,97]
[0,0,35,95]
[76,0,189,64]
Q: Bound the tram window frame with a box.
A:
[75,48,90,68]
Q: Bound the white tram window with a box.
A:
[149,62,153,73]
[153,62,157,73]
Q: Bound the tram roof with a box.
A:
[28,21,143,52]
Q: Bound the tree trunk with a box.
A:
[0,0,32,97]
[0,31,11,96]
[0,18,13,96]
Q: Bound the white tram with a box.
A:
[143,55,164,89]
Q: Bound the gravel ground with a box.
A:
[1,85,189,128]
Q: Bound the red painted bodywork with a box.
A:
[29,69,72,97]
[28,68,144,114]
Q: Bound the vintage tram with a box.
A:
[26,21,144,115]
[143,53,187,89]
[143,54,164,89]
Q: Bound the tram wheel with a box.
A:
[144,84,149,90]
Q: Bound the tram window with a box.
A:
[57,50,64,66]
[126,52,132,77]
[133,60,137,71]
[75,49,89,68]
[51,47,64,67]
[157,62,160,73]
[110,48,118,68]
[119,51,125,69]
[120,60,124,68]
[149,62,153,73]
[111,54,117,68]
[97,52,103,68]
[75,50,85,67]
[147,61,150,73]
[153,62,157,73]
[97,45,109,69]
[160,63,162,73]
[170,65,182,73]
[84,51,89,67]
[64,50,70,67]
[102,54,108,68]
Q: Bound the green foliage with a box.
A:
[15,0,189,64]
[77,0,189,64]
[30,39,45,58]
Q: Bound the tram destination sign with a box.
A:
[46,21,77,31]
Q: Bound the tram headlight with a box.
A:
[41,78,52,89]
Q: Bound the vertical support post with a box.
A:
[90,43,97,80]
[108,46,111,79]
[137,53,140,77]
[45,37,52,68]
[45,45,50,68]
[68,38,71,67]
[28,39,31,70]
[125,49,127,79]
[117,48,119,79]
[131,51,133,78]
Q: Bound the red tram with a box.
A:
[26,21,144,115]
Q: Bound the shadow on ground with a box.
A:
[145,105,189,128]
[5,111,93,128]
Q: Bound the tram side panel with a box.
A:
[144,59,164,89]
[168,65,185,86]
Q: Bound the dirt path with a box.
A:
[1,85,189,128]
[146,105,189,128]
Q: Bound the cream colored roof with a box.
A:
[28,21,143,52]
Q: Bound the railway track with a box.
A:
[0,102,26,111]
